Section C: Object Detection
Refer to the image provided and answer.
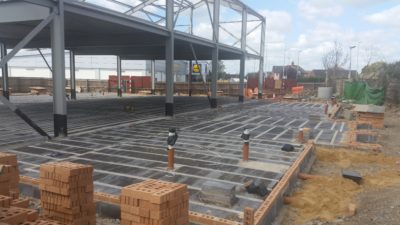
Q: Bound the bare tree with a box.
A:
[322,41,349,86]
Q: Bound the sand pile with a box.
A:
[289,176,361,223]
[286,147,400,224]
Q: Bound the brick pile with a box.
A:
[0,165,16,196]
[120,179,189,225]
[0,153,20,199]
[0,153,65,225]
[39,162,95,225]
[0,195,11,208]
[0,198,39,225]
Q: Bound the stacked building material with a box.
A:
[0,205,39,225]
[0,165,15,196]
[0,153,20,199]
[0,206,29,225]
[0,195,12,208]
[39,162,95,225]
[120,179,189,225]
[356,112,384,129]
[200,181,237,208]
[20,219,65,225]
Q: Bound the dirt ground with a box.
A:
[277,107,400,225]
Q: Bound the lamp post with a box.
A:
[297,50,302,81]
[348,46,356,80]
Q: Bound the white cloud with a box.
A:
[260,10,292,34]
[288,20,400,71]
[341,0,396,7]
[298,0,343,20]
[364,5,400,29]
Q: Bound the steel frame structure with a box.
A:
[0,0,266,136]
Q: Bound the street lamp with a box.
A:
[348,45,356,80]
[297,50,302,81]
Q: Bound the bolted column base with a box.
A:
[54,114,68,137]
[258,93,263,99]
[2,90,9,100]
[117,88,122,97]
[165,103,174,116]
[71,89,77,100]
[210,98,217,108]
[189,89,192,97]
[239,95,244,102]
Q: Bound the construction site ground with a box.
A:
[277,107,400,225]
[0,94,344,223]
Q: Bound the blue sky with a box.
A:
[14,0,400,75]
[237,0,400,72]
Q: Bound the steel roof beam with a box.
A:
[64,2,169,36]
[23,0,55,8]
[124,0,159,15]
[0,8,56,68]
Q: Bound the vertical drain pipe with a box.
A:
[167,128,178,170]
[297,128,304,143]
[244,207,255,225]
[241,128,250,161]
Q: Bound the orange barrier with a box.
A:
[291,86,304,94]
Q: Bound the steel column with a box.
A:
[239,55,245,102]
[211,48,218,107]
[258,19,266,99]
[188,60,192,96]
[151,59,155,94]
[117,55,122,97]
[165,0,174,116]
[211,0,220,108]
[190,6,194,35]
[51,0,67,137]
[69,50,76,100]
[239,7,247,102]
[0,43,9,100]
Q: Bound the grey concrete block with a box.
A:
[200,181,237,208]
[342,169,362,184]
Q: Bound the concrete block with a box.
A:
[200,181,237,207]
[342,170,362,184]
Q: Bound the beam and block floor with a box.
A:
[0,96,347,223]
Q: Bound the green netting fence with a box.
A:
[343,81,385,105]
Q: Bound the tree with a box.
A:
[361,61,400,89]
[321,41,349,86]
[207,61,228,81]
[217,61,227,80]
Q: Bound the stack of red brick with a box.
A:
[0,152,20,199]
[0,153,63,225]
[39,162,96,225]
[120,179,189,225]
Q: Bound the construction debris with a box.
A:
[245,180,269,197]
[281,144,295,152]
